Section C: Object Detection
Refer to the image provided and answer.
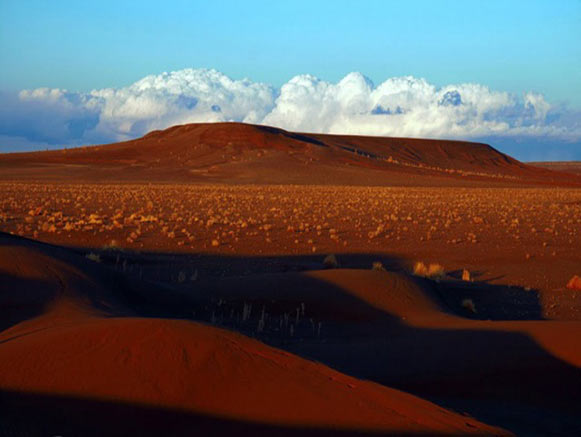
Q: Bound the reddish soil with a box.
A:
[1,122,580,435]
[0,122,579,186]
[529,161,581,176]
[0,234,508,436]
[1,183,579,313]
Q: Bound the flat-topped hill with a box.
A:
[0,122,578,186]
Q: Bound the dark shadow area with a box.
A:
[81,248,409,281]
[192,277,578,435]
[288,132,328,148]
[252,124,328,148]
[1,232,579,436]
[0,273,58,332]
[0,389,449,437]
[428,397,581,437]
[432,279,545,321]
[68,242,545,322]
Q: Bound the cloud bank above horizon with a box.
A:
[1,68,580,159]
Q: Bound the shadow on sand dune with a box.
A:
[0,274,58,332]
[0,389,487,437]
[77,244,547,322]
[1,233,580,436]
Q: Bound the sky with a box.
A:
[0,0,580,161]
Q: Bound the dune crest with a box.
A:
[0,234,507,436]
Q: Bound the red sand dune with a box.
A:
[186,268,581,434]
[197,269,581,394]
[1,122,578,186]
[0,233,507,436]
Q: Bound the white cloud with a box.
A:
[1,68,580,151]
[90,69,277,140]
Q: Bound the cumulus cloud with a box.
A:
[1,68,580,151]
[264,74,580,140]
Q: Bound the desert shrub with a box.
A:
[85,252,101,263]
[427,264,445,278]
[566,275,581,290]
[323,254,338,269]
[462,269,471,281]
[461,298,477,313]
[372,261,385,271]
[413,262,428,276]
[413,262,445,279]
[102,239,122,251]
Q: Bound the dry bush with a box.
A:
[102,240,122,251]
[85,252,101,263]
[323,254,338,269]
[566,275,581,290]
[462,298,477,313]
[413,262,428,276]
[462,269,471,281]
[372,261,386,271]
[427,264,445,278]
[413,262,445,279]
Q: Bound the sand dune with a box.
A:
[0,233,507,436]
[196,269,581,403]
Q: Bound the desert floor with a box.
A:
[1,181,580,436]
[1,182,579,305]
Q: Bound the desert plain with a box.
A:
[1,122,580,436]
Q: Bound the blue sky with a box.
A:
[1,0,580,160]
